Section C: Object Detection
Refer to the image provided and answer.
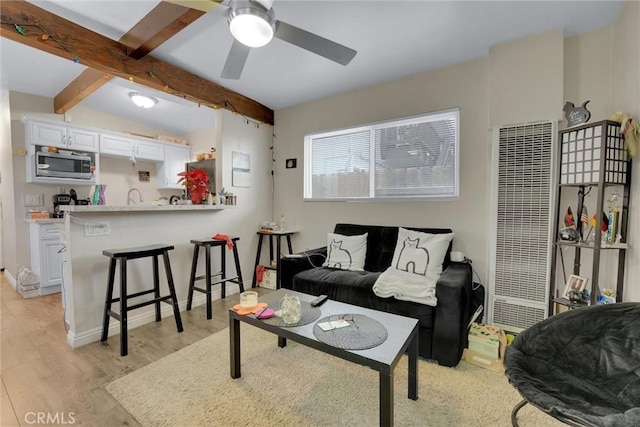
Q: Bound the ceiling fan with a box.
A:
[171,0,357,79]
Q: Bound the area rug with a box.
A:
[106,327,562,427]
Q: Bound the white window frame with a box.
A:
[303,108,460,201]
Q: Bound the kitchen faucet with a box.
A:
[127,188,143,205]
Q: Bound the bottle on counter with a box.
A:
[280,214,286,231]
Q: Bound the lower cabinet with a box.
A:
[29,222,63,295]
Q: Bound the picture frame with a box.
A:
[562,274,588,299]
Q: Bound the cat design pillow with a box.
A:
[322,233,367,271]
[372,228,454,306]
[391,228,454,282]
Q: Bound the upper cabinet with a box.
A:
[157,144,191,189]
[28,119,99,152]
[24,117,99,185]
[23,116,190,188]
[100,133,164,162]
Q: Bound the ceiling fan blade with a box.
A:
[274,20,357,66]
[221,39,251,79]
[253,0,275,10]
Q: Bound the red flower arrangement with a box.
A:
[177,168,210,204]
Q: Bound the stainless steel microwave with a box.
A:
[36,151,93,180]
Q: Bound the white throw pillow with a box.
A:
[322,233,367,271]
[392,228,454,281]
[373,228,454,306]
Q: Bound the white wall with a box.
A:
[489,29,564,126]
[0,90,14,276]
[274,20,640,302]
[612,0,640,302]
[274,57,490,280]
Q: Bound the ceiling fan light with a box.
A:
[229,6,275,48]
[129,92,158,109]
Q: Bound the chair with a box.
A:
[101,244,184,356]
[504,303,640,427]
[186,237,244,319]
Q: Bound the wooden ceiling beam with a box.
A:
[53,68,110,113]
[1,0,273,124]
[121,3,207,60]
[54,2,207,113]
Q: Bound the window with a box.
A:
[304,108,459,200]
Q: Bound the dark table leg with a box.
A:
[276,236,282,289]
[251,234,264,288]
[408,333,418,400]
[278,336,287,348]
[205,245,212,319]
[286,235,293,254]
[380,371,394,427]
[268,235,274,264]
[230,313,241,379]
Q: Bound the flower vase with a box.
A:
[190,188,207,204]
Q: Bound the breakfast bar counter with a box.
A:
[61,204,230,213]
[59,205,252,349]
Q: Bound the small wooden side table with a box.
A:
[251,230,297,289]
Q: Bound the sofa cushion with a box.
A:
[293,267,382,308]
[291,267,435,331]
[333,224,453,272]
[322,233,367,271]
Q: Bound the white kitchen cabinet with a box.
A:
[135,139,165,162]
[29,222,64,295]
[100,133,164,162]
[25,118,100,186]
[27,118,99,152]
[157,144,191,189]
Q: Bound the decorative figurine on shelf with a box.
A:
[597,289,616,305]
[559,206,580,242]
[606,191,622,243]
[563,100,591,127]
[568,290,586,303]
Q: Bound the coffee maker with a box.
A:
[52,193,71,218]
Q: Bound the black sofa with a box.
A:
[280,223,473,367]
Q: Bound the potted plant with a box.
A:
[177,168,210,204]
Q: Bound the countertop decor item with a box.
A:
[239,291,258,309]
[177,168,210,204]
[232,302,267,316]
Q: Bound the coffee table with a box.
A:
[229,289,419,427]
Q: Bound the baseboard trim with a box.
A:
[4,270,17,290]
[67,284,241,348]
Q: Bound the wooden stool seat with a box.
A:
[187,237,244,319]
[101,243,183,356]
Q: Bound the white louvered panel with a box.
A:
[492,299,546,333]
[489,122,554,331]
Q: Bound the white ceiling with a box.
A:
[0,0,626,135]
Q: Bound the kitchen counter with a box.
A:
[61,204,230,213]
[59,204,250,349]
[24,218,64,223]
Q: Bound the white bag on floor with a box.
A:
[17,266,40,298]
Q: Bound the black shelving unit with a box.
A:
[549,120,632,313]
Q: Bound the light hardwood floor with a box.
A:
[1,272,269,426]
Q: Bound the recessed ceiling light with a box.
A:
[129,92,158,109]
